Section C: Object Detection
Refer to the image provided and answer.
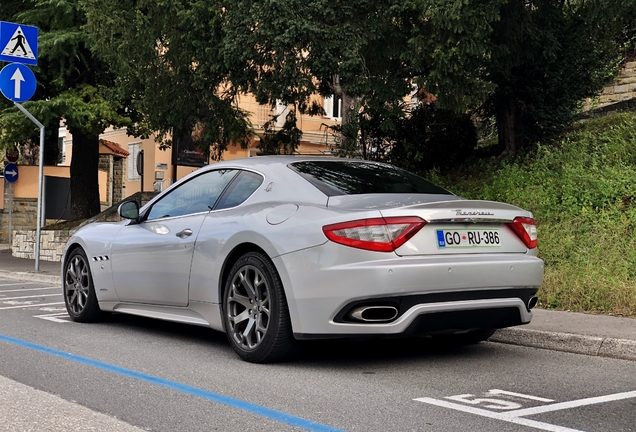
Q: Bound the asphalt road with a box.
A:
[0,276,634,432]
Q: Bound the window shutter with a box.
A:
[324,96,333,118]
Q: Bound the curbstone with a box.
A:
[598,338,636,362]
[491,327,636,362]
[0,270,60,285]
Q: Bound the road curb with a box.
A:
[0,269,60,285]
[491,327,636,362]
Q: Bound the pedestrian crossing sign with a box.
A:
[0,21,38,66]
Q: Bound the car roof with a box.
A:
[210,155,362,169]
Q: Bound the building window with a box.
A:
[128,142,141,180]
[58,126,67,165]
[324,95,342,120]
[274,100,289,127]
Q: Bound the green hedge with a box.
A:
[432,112,636,316]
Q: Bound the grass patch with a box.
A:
[432,112,636,316]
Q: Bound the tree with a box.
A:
[406,0,629,156]
[80,0,252,161]
[78,0,633,171]
[486,0,623,155]
[0,0,129,219]
[222,0,418,154]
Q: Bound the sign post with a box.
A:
[0,20,41,270]
[137,150,144,193]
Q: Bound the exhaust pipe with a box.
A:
[527,296,538,310]
[349,305,399,323]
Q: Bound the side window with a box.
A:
[215,171,264,210]
[146,169,238,220]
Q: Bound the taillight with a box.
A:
[323,217,426,252]
[507,217,537,249]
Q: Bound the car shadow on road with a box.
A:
[296,336,500,366]
[97,313,507,367]
[97,312,230,346]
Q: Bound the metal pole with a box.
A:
[7,182,13,246]
[14,102,44,271]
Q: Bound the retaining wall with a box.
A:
[586,61,636,110]
[12,229,75,262]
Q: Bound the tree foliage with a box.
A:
[3,0,630,220]
[0,0,129,219]
[223,0,630,159]
[222,0,419,153]
[81,0,252,160]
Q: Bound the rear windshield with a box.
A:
[289,160,452,196]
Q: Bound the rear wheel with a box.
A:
[223,252,297,363]
[434,328,497,345]
[63,248,104,322]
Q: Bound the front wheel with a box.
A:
[63,247,104,322]
[223,252,298,363]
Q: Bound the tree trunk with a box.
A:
[496,96,517,157]
[359,116,367,160]
[69,128,101,219]
[44,122,61,166]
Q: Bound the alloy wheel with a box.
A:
[226,264,271,351]
[65,254,90,315]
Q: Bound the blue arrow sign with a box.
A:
[0,21,38,65]
[3,163,18,183]
[0,63,37,102]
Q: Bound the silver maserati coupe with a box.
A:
[62,156,543,362]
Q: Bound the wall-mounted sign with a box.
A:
[171,129,208,167]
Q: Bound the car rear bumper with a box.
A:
[274,244,544,337]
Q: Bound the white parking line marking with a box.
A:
[500,390,636,418]
[0,287,59,293]
[445,393,522,410]
[416,389,636,432]
[0,302,65,310]
[0,282,38,287]
[34,312,70,323]
[38,307,67,312]
[415,397,582,432]
[0,293,62,300]
[488,389,554,402]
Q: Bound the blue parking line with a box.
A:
[0,333,344,432]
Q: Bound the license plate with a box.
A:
[436,229,501,248]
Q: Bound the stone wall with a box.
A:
[113,157,125,204]
[0,195,37,243]
[98,154,112,207]
[97,155,126,210]
[12,229,75,262]
[586,61,636,110]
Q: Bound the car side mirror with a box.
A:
[118,201,139,220]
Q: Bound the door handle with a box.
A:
[176,228,193,239]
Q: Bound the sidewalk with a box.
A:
[1,244,635,361]
[0,247,60,284]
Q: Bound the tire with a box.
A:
[63,247,104,322]
[434,328,497,345]
[223,252,298,363]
